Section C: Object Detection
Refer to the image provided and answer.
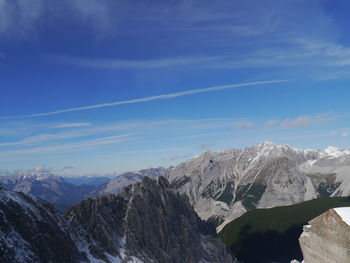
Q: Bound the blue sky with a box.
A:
[0,0,350,175]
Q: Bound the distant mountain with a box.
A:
[0,176,237,263]
[63,176,111,186]
[91,167,166,196]
[219,197,350,263]
[0,173,95,211]
[164,142,350,230]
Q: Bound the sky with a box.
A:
[0,0,350,175]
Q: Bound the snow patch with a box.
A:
[334,207,350,226]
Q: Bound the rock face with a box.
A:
[164,142,350,230]
[0,190,80,263]
[299,208,350,263]
[67,176,236,263]
[0,177,236,263]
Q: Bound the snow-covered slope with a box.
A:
[164,142,350,230]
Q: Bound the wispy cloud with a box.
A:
[53,122,92,129]
[235,121,254,129]
[60,165,75,171]
[0,132,85,147]
[2,79,292,118]
[0,134,134,157]
[199,142,216,150]
[281,113,335,128]
[51,54,225,69]
[0,0,112,38]
[341,131,349,137]
[264,119,279,127]
[167,153,193,161]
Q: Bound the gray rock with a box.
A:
[66,176,237,263]
[299,208,350,263]
[163,142,350,230]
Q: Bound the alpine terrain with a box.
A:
[0,177,237,263]
[164,142,350,230]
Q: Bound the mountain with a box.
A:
[0,176,236,263]
[0,173,95,211]
[0,188,81,263]
[91,167,166,196]
[299,207,350,263]
[218,196,350,263]
[164,142,350,230]
[63,176,111,186]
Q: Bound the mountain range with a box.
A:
[0,177,237,263]
[2,142,350,233]
[163,142,350,230]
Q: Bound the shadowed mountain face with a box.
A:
[0,176,237,263]
[219,196,350,263]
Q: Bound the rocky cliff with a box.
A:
[0,176,236,263]
[299,207,350,263]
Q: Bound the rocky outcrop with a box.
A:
[0,176,236,263]
[0,190,81,263]
[66,176,236,263]
[299,208,350,263]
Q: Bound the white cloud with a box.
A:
[2,79,291,118]
[0,0,43,38]
[281,113,335,128]
[0,0,112,38]
[235,121,254,129]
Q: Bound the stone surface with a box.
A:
[299,208,350,263]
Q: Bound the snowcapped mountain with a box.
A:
[164,142,350,230]
[0,172,95,210]
[0,177,237,263]
[91,167,166,196]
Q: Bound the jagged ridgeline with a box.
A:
[0,176,238,263]
[164,142,350,231]
[219,196,350,263]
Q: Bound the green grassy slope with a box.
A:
[219,197,350,263]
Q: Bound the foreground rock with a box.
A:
[0,176,236,263]
[299,207,350,263]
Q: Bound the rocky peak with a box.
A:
[66,176,236,263]
[0,176,237,263]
